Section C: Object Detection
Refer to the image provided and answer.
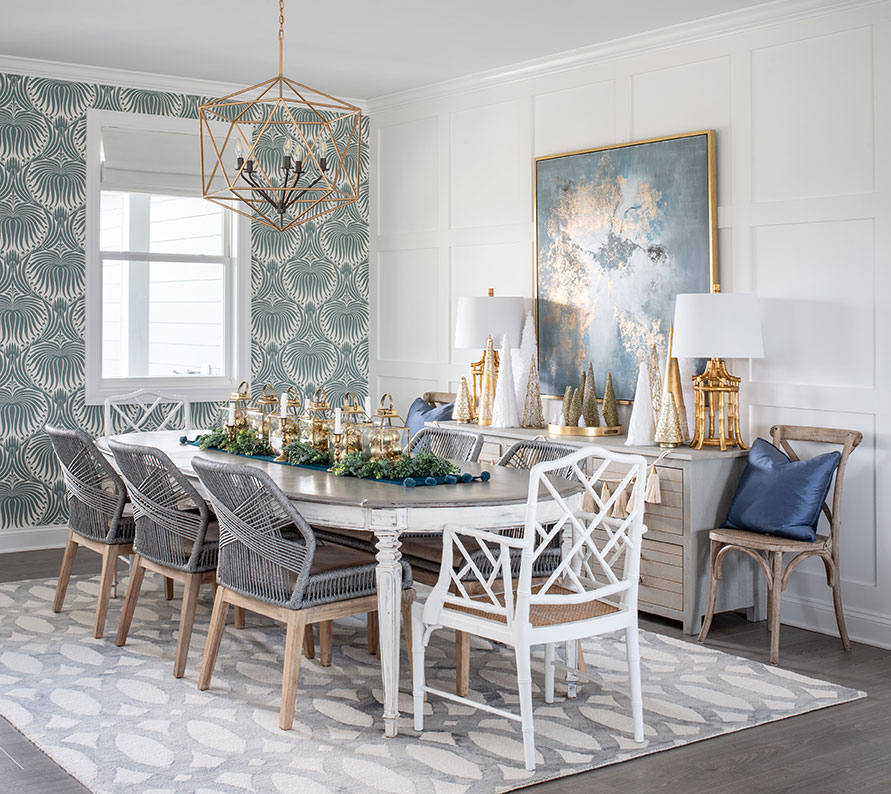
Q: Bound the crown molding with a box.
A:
[0,53,368,110]
[367,0,880,113]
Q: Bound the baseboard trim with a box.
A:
[781,593,891,650]
[0,525,68,554]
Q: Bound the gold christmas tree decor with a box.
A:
[521,358,546,428]
[654,391,683,448]
[454,377,472,423]
[648,344,663,421]
[602,372,619,427]
[582,363,600,427]
[477,335,496,426]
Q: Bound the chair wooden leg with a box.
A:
[402,590,415,680]
[174,574,201,679]
[234,606,246,629]
[319,620,333,667]
[115,556,146,647]
[625,624,645,743]
[514,643,536,771]
[565,638,579,698]
[198,586,229,691]
[367,611,378,655]
[411,602,426,732]
[53,531,78,613]
[830,563,852,651]
[302,623,315,659]
[280,611,307,730]
[698,539,721,644]
[769,551,783,665]
[164,576,174,600]
[94,544,118,639]
[455,630,471,697]
[577,639,587,673]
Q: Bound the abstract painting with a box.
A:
[535,131,717,400]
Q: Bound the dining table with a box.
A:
[97,430,579,737]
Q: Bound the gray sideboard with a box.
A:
[428,421,760,635]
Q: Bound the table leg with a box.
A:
[374,524,404,738]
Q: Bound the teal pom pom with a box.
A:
[480,471,491,481]
[425,476,437,486]
[461,473,473,483]
[403,478,416,487]
[445,474,457,484]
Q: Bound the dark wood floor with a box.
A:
[0,548,888,794]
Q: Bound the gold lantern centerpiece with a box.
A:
[270,386,302,456]
[363,394,410,462]
[222,381,251,441]
[246,383,279,439]
[330,392,370,463]
[299,387,333,454]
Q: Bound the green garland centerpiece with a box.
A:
[197,427,275,457]
[284,440,332,466]
[331,451,460,480]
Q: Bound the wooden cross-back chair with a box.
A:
[699,424,862,664]
[412,445,649,771]
[103,388,192,443]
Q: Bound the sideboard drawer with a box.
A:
[638,537,684,612]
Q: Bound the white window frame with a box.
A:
[85,109,250,405]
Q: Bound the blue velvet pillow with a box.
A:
[724,438,840,542]
[406,397,454,438]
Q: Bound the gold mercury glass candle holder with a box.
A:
[330,392,370,463]
[246,383,279,439]
[299,388,333,454]
[271,386,303,458]
[363,394,410,462]
[221,381,251,442]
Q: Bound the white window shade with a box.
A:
[101,127,204,193]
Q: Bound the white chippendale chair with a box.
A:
[103,388,192,444]
[411,445,648,771]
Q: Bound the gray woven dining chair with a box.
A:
[109,438,224,678]
[46,425,136,639]
[192,458,415,730]
[400,437,579,695]
[409,427,484,462]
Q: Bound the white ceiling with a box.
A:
[0,0,776,99]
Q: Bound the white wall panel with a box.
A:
[533,81,616,157]
[750,27,873,202]
[449,242,532,366]
[376,116,438,235]
[751,219,874,389]
[632,57,732,207]
[375,375,440,418]
[450,99,531,229]
[376,248,441,363]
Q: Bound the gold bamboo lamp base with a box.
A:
[690,358,745,451]
[469,349,499,420]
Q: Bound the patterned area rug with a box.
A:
[0,575,865,794]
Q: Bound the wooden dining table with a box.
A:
[98,430,578,737]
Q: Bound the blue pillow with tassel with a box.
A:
[723,438,840,542]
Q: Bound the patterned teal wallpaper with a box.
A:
[0,72,368,530]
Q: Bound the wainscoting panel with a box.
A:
[750,219,875,389]
[750,26,874,203]
[376,116,439,236]
[533,80,616,157]
[449,99,532,229]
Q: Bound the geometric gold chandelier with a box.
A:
[199,0,362,231]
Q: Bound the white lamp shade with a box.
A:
[454,295,525,349]
[672,292,764,359]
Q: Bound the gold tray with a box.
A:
[547,423,623,437]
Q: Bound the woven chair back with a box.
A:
[104,388,192,441]
[769,424,863,553]
[109,439,215,573]
[45,425,131,544]
[192,458,317,609]
[409,427,483,462]
[438,446,647,628]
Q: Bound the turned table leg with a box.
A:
[373,514,405,739]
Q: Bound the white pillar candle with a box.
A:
[227,405,235,425]
[334,407,342,435]
[280,392,288,418]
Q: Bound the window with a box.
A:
[85,110,249,404]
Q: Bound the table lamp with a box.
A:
[454,289,525,419]
[672,285,763,451]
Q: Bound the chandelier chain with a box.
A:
[279,0,285,41]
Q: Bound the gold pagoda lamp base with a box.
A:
[690,358,746,451]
